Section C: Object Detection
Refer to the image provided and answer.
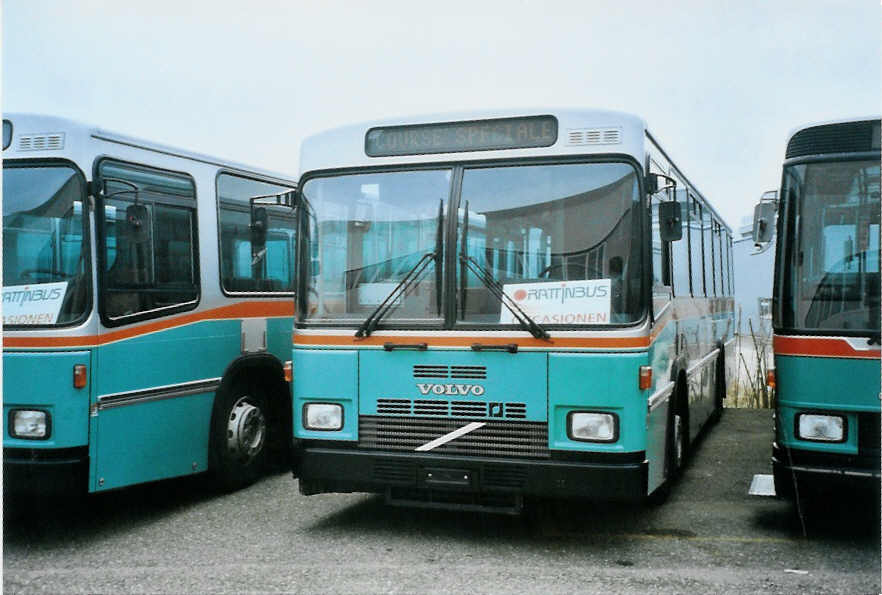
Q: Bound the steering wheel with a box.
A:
[538,263,564,279]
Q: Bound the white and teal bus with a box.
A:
[290,109,735,511]
[753,117,880,500]
[3,114,298,494]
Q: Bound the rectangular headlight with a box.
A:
[568,411,617,443]
[797,413,845,442]
[10,410,50,439]
[303,403,343,431]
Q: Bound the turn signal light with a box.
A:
[283,360,293,383]
[639,365,653,390]
[73,364,87,389]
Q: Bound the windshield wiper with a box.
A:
[458,200,550,341]
[355,200,444,338]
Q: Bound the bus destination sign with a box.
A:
[365,115,558,157]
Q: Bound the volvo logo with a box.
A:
[416,383,485,397]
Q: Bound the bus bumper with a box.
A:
[3,447,88,495]
[293,444,648,503]
[771,442,881,498]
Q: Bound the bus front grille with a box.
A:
[359,416,549,459]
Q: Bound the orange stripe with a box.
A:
[293,333,649,349]
[773,335,881,360]
[3,301,294,349]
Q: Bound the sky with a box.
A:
[3,0,879,229]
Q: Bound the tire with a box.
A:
[669,384,690,479]
[211,378,269,491]
[710,349,726,424]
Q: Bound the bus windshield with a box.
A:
[301,161,644,328]
[779,159,880,334]
[301,169,451,325]
[457,162,642,326]
[2,164,90,326]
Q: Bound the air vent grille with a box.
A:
[413,364,487,379]
[359,416,549,459]
[566,127,621,146]
[451,365,486,379]
[786,120,880,158]
[413,365,449,378]
[18,133,65,152]
[376,398,527,420]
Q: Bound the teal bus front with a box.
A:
[771,134,881,497]
[292,160,660,507]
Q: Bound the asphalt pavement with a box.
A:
[3,409,880,594]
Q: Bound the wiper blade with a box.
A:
[354,251,436,338]
[460,254,550,341]
[355,200,444,338]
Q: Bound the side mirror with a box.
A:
[659,201,683,242]
[752,201,777,244]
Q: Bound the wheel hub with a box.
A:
[227,397,266,463]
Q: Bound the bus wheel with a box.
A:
[710,350,725,424]
[670,389,690,476]
[212,380,268,490]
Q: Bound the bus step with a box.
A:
[386,487,524,515]
[748,474,776,497]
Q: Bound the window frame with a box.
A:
[94,157,201,328]
[215,169,297,298]
[296,153,649,332]
[2,157,93,329]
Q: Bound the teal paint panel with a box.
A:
[777,405,858,455]
[776,354,879,454]
[645,400,669,493]
[3,350,91,449]
[548,352,647,453]
[95,320,241,397]
[93,393,213,491]
[358,349,547,420]
[92,319,241,491]
[776,355,880,411]
[292,349,357,441]
[267,316,294,362]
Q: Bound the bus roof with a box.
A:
[299,108,648,173]
[3,113,297,185]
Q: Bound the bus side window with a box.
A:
[671,187,691,297]
[98,160,199,322]
[688,196,705,296]
[702,208,714,297]
[217,173,295,293]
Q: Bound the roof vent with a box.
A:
[18,133,65,152]
[566,127,622,146]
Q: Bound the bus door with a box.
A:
[91,159,208,491]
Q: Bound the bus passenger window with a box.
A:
[217,173,295,293]
[99,160,199,322]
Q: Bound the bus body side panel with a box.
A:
[547,352,646,453]
[91,319,241,491]
[3,349,93,492]
[3,350,92,448]
[775,353,880,455]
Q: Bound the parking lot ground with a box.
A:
[4,408,880,594]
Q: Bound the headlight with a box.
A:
[796,413,845,443]
[303,403,343,431]
[10,410,50,439]
[568,411,617,443]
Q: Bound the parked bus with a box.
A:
[753,117,880,500]
[3,114,297,494]
[290,109,735,511]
